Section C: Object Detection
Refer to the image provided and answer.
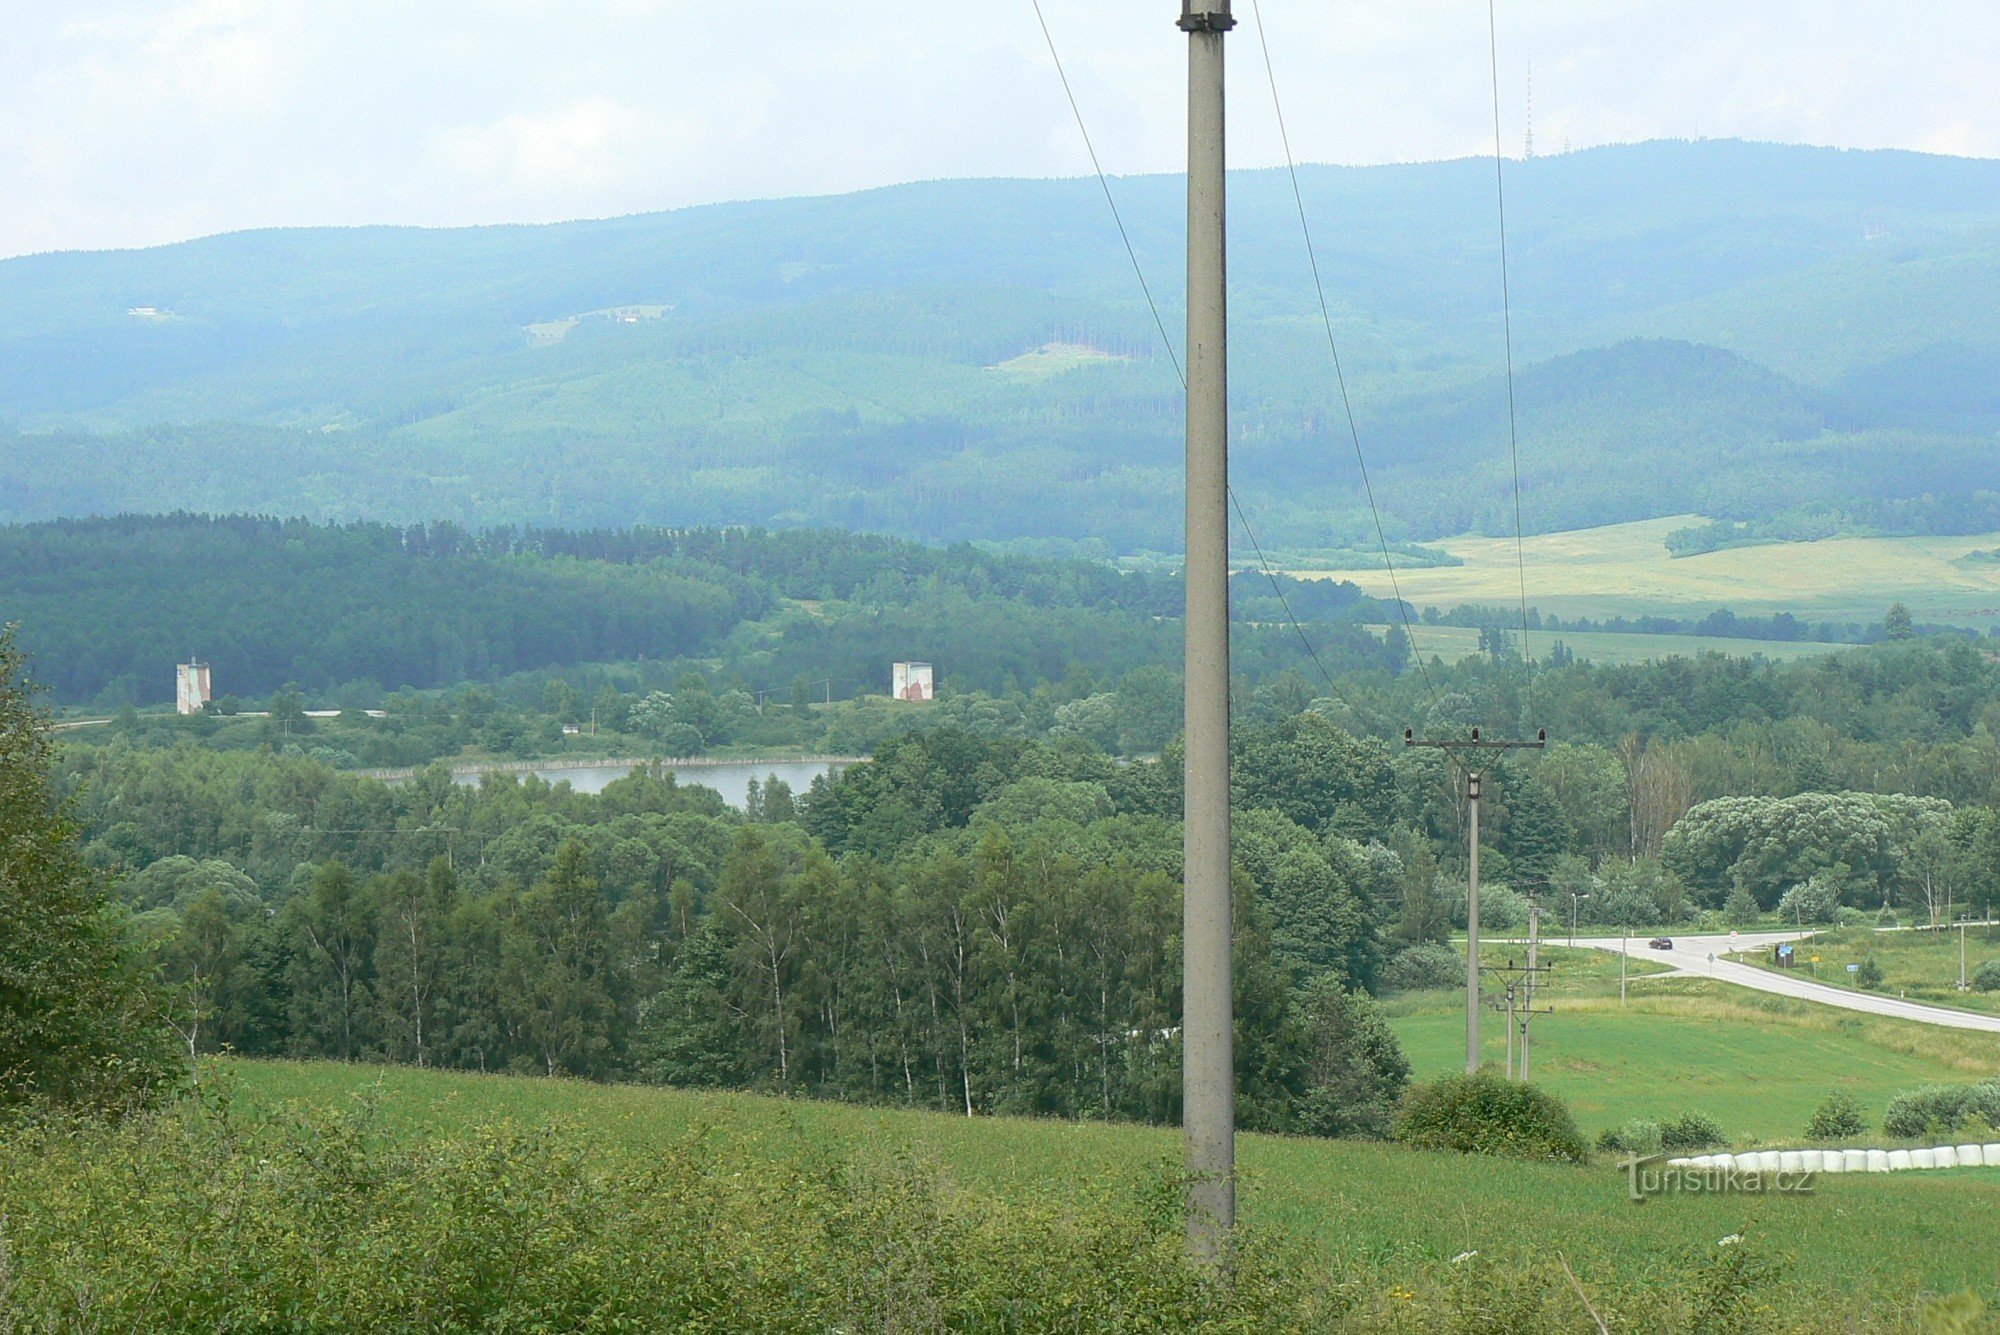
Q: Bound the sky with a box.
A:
[4,1,2000,259]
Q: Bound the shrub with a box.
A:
[1972,960,2000,993]
[1721,886,1760,926]
[1804,1093,1866,1141]
[1377,943,1463,992]
[1661,1111,1726,1151]
[1777,878,1840,925]
[1882,1082,2000,1139]
[1854,956,1884,989]
[1835,907,1867,927]
[1876,905,1900,929]
[1596,1118,1662,1156]
[1395,1071,1586,1163]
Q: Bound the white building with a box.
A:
[175,661,212,715]
[891,661,934,702]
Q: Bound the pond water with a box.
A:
[448,758,848,810]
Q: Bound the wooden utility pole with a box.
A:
[1180,0,1236,1264]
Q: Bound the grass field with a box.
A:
[226,1054,2000,1313]
[1387,946,2000,1143]
[1366,622,1851,667]
[1731,925,2000,1018]
[1299,515,2000,628]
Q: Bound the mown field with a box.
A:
[223,1054,2000,1318]
[1305,515,2000,627]
[1388,946,2000,1143]
[1365,622,1850,667]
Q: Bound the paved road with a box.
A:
[1575,929,2000,1033]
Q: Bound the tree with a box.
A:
[1287,979,1410,1139]
[286,862,374,1060]
[505,839,618,1078]
[0,625,175,1108]
[1885,603,1915,641]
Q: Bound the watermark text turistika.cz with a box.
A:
[1621,1154,1817,1203]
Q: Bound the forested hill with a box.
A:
[0,515,1395,705]
[8,140,2000,547]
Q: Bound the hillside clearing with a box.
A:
[1298,515,2000,627]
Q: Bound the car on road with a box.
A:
[1647,937,1674,950]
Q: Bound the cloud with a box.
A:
[3,1,1999,258]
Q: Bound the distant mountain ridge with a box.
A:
[5,139,2000,549]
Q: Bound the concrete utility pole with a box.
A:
[1466,772,1483,1071]
[1180,0,1236,1263]
[1405,728,1546,1074]
[1521,901,1540,1080]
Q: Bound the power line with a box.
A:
[1030,0,1182,386]
[1246,0,1440,708]
[1486,0,1535,680]
[1028,0,1372,724]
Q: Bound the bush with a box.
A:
[1661,1111,1726,1151]
[1972,960,2000,993]
[1804,1092,1866,1141]
[1854,956,1884,989]
[1835,907,1867,927]
[1596,1118,1662,1156]
[1777,878,1840,926]
[1721,886,1760,927]
[1395,1071,1587,1163]
[1882,1081,2000,1139]
[1377,943,1463,992]
[1876,905,1900,929]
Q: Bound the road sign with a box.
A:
[1847,963,1861,974]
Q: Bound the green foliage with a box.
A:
[1972,959,2000,992]
[1854,956,1885,989]
[1285,980,1410,1140]
[1804,1092,1867,1141]
[1660,1112,1727,1151]
[1394,1071,1587,1163]
[1881,1081,2000,1139]
[1722,886,1762,927]
[1597,1118,1663,1156]
[0,1094,1317,1330]
[0,626,177,1110]
[1377,943,1463,992]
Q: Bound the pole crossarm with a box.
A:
[1404,726,1548,752]
[1179,2,1236,31]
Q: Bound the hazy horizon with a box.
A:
[6,1,2000,261]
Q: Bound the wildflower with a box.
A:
[1717,1234,1743,1247]
[1451,1250,1479,1264]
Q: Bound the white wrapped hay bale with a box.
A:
[1888,1150,1914,1170]
[1934,1146,1960,1169]
[1912,1148,1938,1170]
[1867,1150,1892,1172]
[1957,1145,1984,1167]
[1842,1149,1868,1172]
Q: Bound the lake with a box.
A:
[445,758,850,809]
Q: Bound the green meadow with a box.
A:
[1387,947,2000,1143]
[222,1054,2000,1318]
[1306,515,2000,629]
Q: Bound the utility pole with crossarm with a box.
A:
[1406,727,1547,1073]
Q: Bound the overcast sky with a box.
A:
[4,1,1999,259]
